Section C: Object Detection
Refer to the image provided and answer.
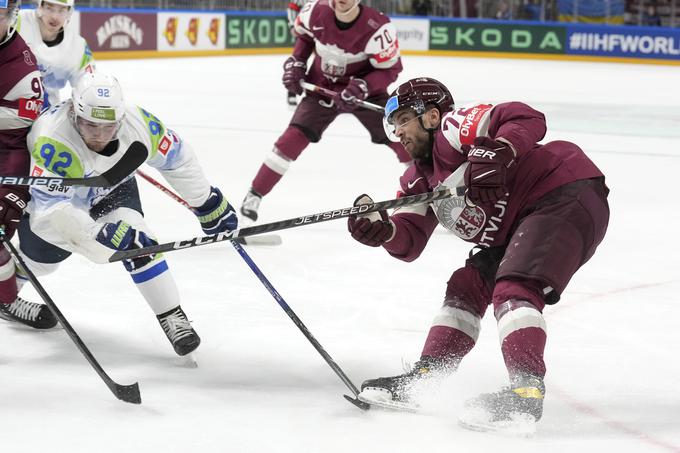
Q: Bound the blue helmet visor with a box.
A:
[384,95,400,125]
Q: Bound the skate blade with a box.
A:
[357,388,419,413]
[458,409,537,437]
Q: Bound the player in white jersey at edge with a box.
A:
[1,72,238,357]
[18,0,94,109]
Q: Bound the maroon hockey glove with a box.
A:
[282,56,306,95]
[347,194,394,247]
[0,188,29,240]
[464,137,516,205]
[337,78,369,113]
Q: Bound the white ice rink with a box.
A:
[1,54,679,452]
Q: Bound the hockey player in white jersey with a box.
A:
[18,0,94,108]
[3,72,238,356]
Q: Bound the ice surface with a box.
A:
[1,54,679,453]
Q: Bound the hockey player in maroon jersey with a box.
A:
[240,0,410,223]
[0,0,56,329]
[347,77,609,432]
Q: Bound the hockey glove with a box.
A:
[464,137,516,205]
[347,194,394,247]
[282,56,306,95]
[0,188,29,240]
[193,187,238,235]
[336,78,369,113]
[96,221,158,271]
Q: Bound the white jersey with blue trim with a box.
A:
[18,9,95,108]
[25,101,212,262]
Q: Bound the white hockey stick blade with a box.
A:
[179,353,198,368]
[357,388,419,413]
[236,235,282,246]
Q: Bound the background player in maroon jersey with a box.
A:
[347,77,609,431]
[0,0,56,329]
[240,0,410,224]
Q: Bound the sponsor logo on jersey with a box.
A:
[374,42,399,63]
[407,177,424,190]
[187,18,199,45]
[31,166,44,177]
[17,98,43,121]
[158,135,172,156]
[459,104,492,145]
[164,17,178,45]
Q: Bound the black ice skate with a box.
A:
[458,374,545,435]
[358,356,444,411]
[0,297,58,329]
[240,188,262,224]
[157,306,201,356]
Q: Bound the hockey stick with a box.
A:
[300,81,385,113]
[135,170,281,247]
[108,186,465,263]
[0,234,141,404]
[136,173,368,409]
[0,141,148,187]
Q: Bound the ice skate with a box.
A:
[157,306,201,356]
[0,296,58,329]
[458,375,544,436]
[358,356,444,411]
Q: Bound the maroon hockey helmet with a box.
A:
[384,77,455,126]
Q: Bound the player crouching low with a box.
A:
[348,77,609,433]
[0,72,238,357]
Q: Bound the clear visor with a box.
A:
[382,95,401,142]
[383,95,428,143]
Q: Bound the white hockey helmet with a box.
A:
[36,0,73,24]
[38,0,74,7]
[0,0,21,46]
[72,72,125,124]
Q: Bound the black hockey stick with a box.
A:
[0,235,142,404]
[137,172,368,409]
[300,81,385,113]
[109,186,465,263]
[0,141,148,187]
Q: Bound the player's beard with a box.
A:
[403,130,434,163]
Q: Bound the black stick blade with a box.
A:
[344,394,370,411]
[100,141,148,187]
[114,382,142,404]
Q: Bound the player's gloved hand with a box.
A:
[96,221,153,251]
[192,187,238,235]
[0,188,29,240]
[96,221,159,271]
[336,77,369,112]
[282,56,306,95]
[347,194,394,247]
[464,137,516,205]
